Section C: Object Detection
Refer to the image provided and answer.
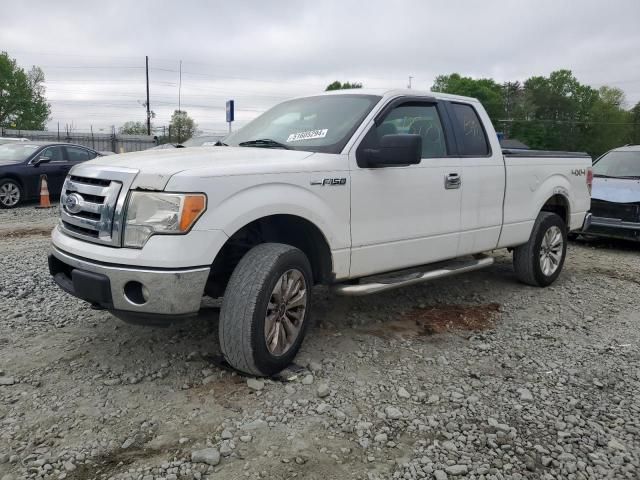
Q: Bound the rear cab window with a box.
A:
[449,103,490,156]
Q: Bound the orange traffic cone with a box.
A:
[36,174,53,209]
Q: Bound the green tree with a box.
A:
[119,121,150,135]
[431,73,504,124]
[325,81,363,91]
[0,52,50,129]
[510,70,600,153]
[584,87,633,156]
[169,110,196,143]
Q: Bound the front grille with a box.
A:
[60,174,124,246]
[591,199,640,223]
[58,165,138,247]
[61,221,100,238]
[69,175,111,187]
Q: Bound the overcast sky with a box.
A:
[2,0,639,134]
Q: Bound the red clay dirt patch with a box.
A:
[363,303,501,339]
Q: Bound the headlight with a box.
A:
[123,192,206,248]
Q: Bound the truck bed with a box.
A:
[502,148,591,159]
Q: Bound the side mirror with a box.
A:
[362,134,422,168]
[33,156,51,166]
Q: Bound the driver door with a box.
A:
[349,100,462,278]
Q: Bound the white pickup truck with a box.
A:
[49,89,592,375]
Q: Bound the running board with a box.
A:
[331,255,495,296]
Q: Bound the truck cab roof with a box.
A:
[299,88,483,105]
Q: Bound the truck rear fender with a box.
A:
[533,174,572,226]
[499,173,572,248]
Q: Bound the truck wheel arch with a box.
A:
[206,214,334,297]
[540,193,570,227]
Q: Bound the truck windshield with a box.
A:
[593,151,640,178]
[225,94,381,154]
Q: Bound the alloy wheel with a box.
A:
[264,269,308,356]
[539,225,564,276]
[0,182,20,207]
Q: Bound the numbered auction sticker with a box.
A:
[286,129,328,142]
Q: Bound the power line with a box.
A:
[39,65,144,70]
[498,119,639,126]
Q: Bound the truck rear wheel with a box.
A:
[219,243,313,376]
[513,212,567,287]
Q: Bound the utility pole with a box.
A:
[178,60,182,113]
[407,75,413,89]
[145,56,151,136]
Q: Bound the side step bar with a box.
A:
[331,254,494,296]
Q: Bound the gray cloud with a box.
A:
[2,0,639,133]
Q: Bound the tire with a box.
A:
[513,212,567,287]
[219,243,313,376]
[0,178,23,209]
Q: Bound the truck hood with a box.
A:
[592,177,640,203]
[84,146,315,190]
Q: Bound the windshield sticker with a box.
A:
[286,129,328,143]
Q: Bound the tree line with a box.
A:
[119,110,197,144]
[431,70,640,158]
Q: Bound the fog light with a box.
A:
[123,281,149,305]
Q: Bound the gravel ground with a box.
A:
[1,204,639,480]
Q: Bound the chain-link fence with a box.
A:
[0,128,157,153]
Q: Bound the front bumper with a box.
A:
[49,246,210,317]
[580,214,640,241]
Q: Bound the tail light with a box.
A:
[586,167,593,195]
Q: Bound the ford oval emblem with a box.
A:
[65,193,83,214]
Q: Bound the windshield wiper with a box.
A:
[214,141,228,146]
[238,139,290,150]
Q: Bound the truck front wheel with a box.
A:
[219,243,313,376]
[513,212,567,287]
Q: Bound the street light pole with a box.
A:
[145,56,151,135]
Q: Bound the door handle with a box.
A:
[444,173,461,189]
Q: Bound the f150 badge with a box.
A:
[310,178,347,186]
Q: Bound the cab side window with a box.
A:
[449,103,490,156]
[365,103,448,159]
